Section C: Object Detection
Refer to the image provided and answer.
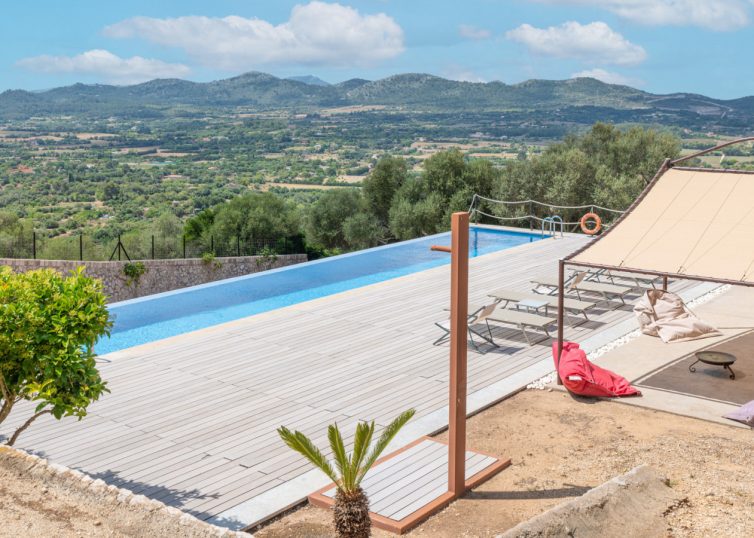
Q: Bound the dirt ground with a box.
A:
[0,477,119,537]
[255,390,754,538]
[0,449,240,538]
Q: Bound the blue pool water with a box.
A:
[99,227,540,354]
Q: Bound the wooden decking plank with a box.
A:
[3,235,688,524]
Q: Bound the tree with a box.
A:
[98,182,121,202]
[491,123,681,224]
[305,189,362,250]
[422,149,466,201]
[278,409,416,538]
[210,192,300,253]
[343,213,384,250]
[362,156,408,227]
[0,267,111,446]
[0,211,33,258]
[389,189,445,240]
[184,208,215,240]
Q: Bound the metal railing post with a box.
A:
[151,235,155,260]
[79,234,83,261]
[211,235,214,254]
[32,232,36,259]
[117,235,122,261]
[237,235,240,257]
[183,235,186,258]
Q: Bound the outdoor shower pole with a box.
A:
[556,259,565,385]
[448,211,469,497]
[429,213,470,498]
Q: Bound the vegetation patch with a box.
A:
[0,267,111,446]
[122,261,146,287]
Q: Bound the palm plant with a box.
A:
[278,409,416,538]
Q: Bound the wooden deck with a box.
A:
[0,235,700,528]
[311,437,509,533]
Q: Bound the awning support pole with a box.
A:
[556,258,565,385]
[662,275,668,292]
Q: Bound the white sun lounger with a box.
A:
[531,272,633,306]
[434,303,499,353]
[486,288,597,323]
[486,306,557,345]
[572,268,663,290]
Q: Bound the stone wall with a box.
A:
[0,254,307,303]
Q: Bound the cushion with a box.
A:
[633,290,721,343]
[723,400,754,427]
[553,341,641,398]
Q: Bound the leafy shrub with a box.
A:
[0,267,111,446]
[255,246,278,268]
[201,252,222,269]
[122,261,146,287]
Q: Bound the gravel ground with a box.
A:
[255,390,754,538]
[0,447,242,538]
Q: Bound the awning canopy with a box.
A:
[569,163,754,286]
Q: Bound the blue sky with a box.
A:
[2,0,753,98]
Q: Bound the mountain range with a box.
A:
[1,72,753,127]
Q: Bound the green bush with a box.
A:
[0,267,111,446]
[201,252,222,269]
[123,261,147,287]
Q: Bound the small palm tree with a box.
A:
[278,409,416,538]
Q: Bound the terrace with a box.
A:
[0,228,713,531]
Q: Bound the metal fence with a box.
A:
[0,232,306,262]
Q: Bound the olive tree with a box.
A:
[0,267,111,446]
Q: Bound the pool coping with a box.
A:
[100,227,549,356]
[109,226,542,309]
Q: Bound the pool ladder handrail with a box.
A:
[541,216,564,238]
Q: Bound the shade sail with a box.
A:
[569,167,754,284]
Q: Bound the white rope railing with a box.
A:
[472,209,584,226]
[470,194,624,215]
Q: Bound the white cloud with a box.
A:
[104,2,404,70]
[506,21,646,66]
[536,1,751,31]
[571,68,643,87]
[459,24,492,40]
[16,49,190,84]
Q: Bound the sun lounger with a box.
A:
[572,268,663,290]
[486,306,557,345]
[486,288,597,323]
[531,272,633,306]
[434,303,498,353]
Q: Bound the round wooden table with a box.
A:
[689,351,737,380]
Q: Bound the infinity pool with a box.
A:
[99,227,540,354]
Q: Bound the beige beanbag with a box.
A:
[633,290,721,343]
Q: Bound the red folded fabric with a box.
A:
[552,341,641,398]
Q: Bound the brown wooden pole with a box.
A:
[662,275,668,292]
[448,211,469,497]
[556,259,565,385]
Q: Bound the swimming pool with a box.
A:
[99,227,541,354]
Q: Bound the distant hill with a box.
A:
[0,71,751,128]
[286,75,331,86]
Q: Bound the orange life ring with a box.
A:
[580,212,602,235]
